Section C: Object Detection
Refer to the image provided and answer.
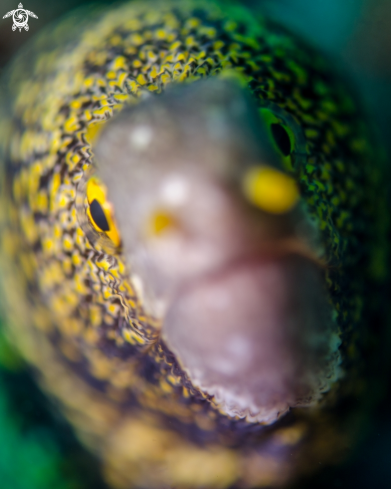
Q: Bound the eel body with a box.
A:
[0,1,388,488]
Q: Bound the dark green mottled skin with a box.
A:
[0,1,388,487]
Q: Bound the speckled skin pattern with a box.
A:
[0,1,387,488]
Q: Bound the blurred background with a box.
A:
[0,1,390,488]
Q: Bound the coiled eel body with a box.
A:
[0,1,388,488]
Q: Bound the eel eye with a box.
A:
[271,123,291,157]
[259,107,302,172]
[89,199,110,232]
[86,176,121,248]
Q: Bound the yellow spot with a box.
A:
[185,36,196,47]
[64,115,80,133]
[93,106,112,118]
[83,77,94,89]
[149,65,159,79]
[242,166,299,214]
[102,286,113,300]
[131,33,144,46]
[123,328,145,345]
[65,152,81,172]
[112,56,127,70]
[62,257,73,276]
[156,29,167,40]
[114,260,124,277]
[202,27,217,38]
[106,70,116,79]
[50,173,61,211]
[146,210,176,237]
[114,93,129,103]
[136,73,147,85]
[107,303,119,316]
[58,189,72,209]
[167,374,180,386]
[170,40,181,51]
[72,251,82,267]
[117,72,128,88]
[128,79,139,92]
[36,191,48,213]
[161,73,171,84]
[62,234,74,252]
[186,17,201,29]
[176,53,186,62]
[85,121,105,145]
[70,99,82,109]
[110,35,122,46]
[96,257,111,272]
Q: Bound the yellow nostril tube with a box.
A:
[242,166,299,214]
[146,210,177,237]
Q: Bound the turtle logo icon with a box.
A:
[3,3,38,32]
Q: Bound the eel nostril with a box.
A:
[145,209,179,238]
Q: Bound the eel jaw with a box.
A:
[162,254,341,425]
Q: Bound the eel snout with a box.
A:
[95,78,341,423]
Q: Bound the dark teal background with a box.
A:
[0,1,390,488]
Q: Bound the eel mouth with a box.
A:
[162,253,341,425]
